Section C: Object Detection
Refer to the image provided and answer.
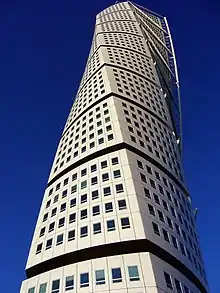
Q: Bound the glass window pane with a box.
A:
[128,266,140,281]
[65,276,74,291]
[80,273,89,287]
[95,269,105,285]
[39,283,47,293]
[107,220,115,231]
[28,288,35,293]
[52,279,60,293]
[112,268,122,283]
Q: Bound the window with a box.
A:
[68,230,75,241]
[116,184,124,193]
[70,198,76,207]
[52,279,60,293]
[152,222,160,235]
[103,186,111,196]
[162,229,169,242]
[105,202,113,213]
[171,235,178,249]
[39,227,45,237]
[28,288,35,293]
[60,203,66,212]
[128,266,140,281]
[56,234,63,245]
[43,213,48,222]
[80,209,87,219]
[69,213,76,223]
[95,269,105,285]
[49,222,55,232]
[81,168,87,176]
[92,205,100,216]
[183,285,190,293]
[140,173,147,183]
[46,238,52,250]
[93,222,101,234]
[81,194,87,203]
[113,170,121,178]
[92,190,99,200]
[36,243,42,254]
[91,176,98,185]
[148,204,155,215]
[121,217,130,229]
[65,276,74,291]
[112,268,122,283]
[144,187,151,198]
[91,164,97,172]
[112,157,118,165]
[102,173,109,181]
[137,160,143,169]
[58,217,65,227]
[164,272,173,289]
[174,279,183,293]
[154,194,160,205]
[81,180,87,189]
[118,199,126,210]
[158,210,165,222]
[80,273,89,287]
[71,185,77,193]
[72,173,77,181]
[54,195,59,203]
[107,219,115,231]
[80,226,88,238]
[167,217,173,229]
[62,190,67,198]
[101,160,108,168]
[39,283,47,293]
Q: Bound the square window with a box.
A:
[118,199,126,210]
[164,272,173,289]
[71,185,77,193]
[69,213,76,223]
[28,288,35,293]
[112,268,122,283]
[80,209,87,219]
[72,173,77,181]
[46,238,52,250]
[162,229,169,242]
[51,208,57,217]
[108,134,114,140]
[40,227,46,237]
[81,194,87,204]
[81,180,87,189]
[112,157,118,165]
[92,190,99,200]
[107,219,115,231]
[91,164,97,172]
[80,226,88,238]
[121,217,130,229]
[93,222,101,234]
[64,178,69,186]
[98,138,104,144]
[103,186,111,196]
[58,217,65,227]
[81,168,87,176]
[49,222,55,232]
[39,283,47,293]
[54,195,59,203]
[70,198,76,208]
[80,273,89,287]
[144,187,151,198]
[65,276,74,291]
[92,205,100,216]
[101,160,108,168]
[113,170,121,178]
[128,266,140,281]
[60,203,66,212]
[91,176,98,185]
[52,279,60,293]
[68,230,75,241]
[95,269,105,285]
[152,222,160,235]
[36,243,42,254]
[116,184,124,193]
[105,202,113,213]
[62,190,67,198]
[102,173,109,181]
[56,234,63,245]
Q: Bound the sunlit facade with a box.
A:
[20,2,208,293]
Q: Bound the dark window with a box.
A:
[80,226,88,238]
[49,222,55,232]
[69,213,76,223]
[164,272,173,289]
[60,203,66,212]
[152,222,160,235]
[52,279,60,293]
[91,176,98,185]
[58,217,65,227]
[91,164,97,172]
[68,230,75,241]
[65,276,74,291]
[118,199,126,210]
[36,243,42,254]
[116,184,124,193]
[92,190,99,200]
[162,229,169,242]
[80,209,87,219]
[103,186,111,196]
[93,222,101,234]
[121,217,130,229]
[112,268,122,283]
[70,198,76,207]
[46,238,52,250]
[81,194,87,203]
[93,205,100,216]
[105,202,113,213]
[56,234,63,245]
[51,208,57,217]
[174,279,183,293]
[102,173,109,181]
[80,273,89,287]
[112,157,119,165]
[101,160,108,168]
[128,266,140,281]
[107,219,115,231]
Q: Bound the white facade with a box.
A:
[20,2,208,293]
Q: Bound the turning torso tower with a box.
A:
[20,2,209,293]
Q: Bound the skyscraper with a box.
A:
[20,2,208,293]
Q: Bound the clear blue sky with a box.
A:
[0,0,219,292]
